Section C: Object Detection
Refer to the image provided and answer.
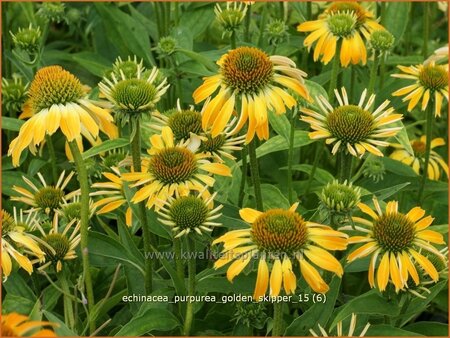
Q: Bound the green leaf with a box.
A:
[268,109,291,141]
[255,131,313,159]
[259,184,291,209]
[2,294,35,315]
[2,116,24,131]
[366,325,422,336]
[43,310,78,336]
[2,270,36,300]
[285,276,341,336]
[404,322,448,336]
[383,2,411,46]
[114,308,180,336]
[82,138,129,160]
[330,290,400,329]
[94,3,155,66]
[177,48,217,72]
[282,164,334,185]
[392,120,413,154]
[71,52,111,77]
[88,231,145,274]
[381,157,418,177]
[305,79,328,102]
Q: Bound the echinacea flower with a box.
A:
[392,61,449,117]
[122,127,231,209]
[1,209,45,278]
[309,313,370,337]
[157,190,223,238]
[297,1,384,67]
[150,104,244,162]
[35,213,81,272]
[215,1,248,34]
[213,203,348,299]
[390,136,448,180]
[346,197,446,293]
[8,65,117,166]
[91,167,133,227]
[1,312,57,337]
[193,46,309,143]
[11,171,79,215]
[99,61,169,130]
[301,88,403,157]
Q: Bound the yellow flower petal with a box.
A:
[376,252,390,291]
[299,259,329,293]
[269,259,283,296]
[226,253,252,282]
[239,208,263,223]
[253,257,269,301]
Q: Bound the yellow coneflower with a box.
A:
[298,1,384,67]
[390,136,449,180]
[122,126,231,209]
[213,203,348,299]
[193,46,309,143]
[392,61,449,117]
[346,197,446,293]
[11,171,79,215]
[1,312,57,337]
[1,209,45,278]
[150,103,245,162]
[301,88,403,157]
[90,167,133,227]
[8,65,117,166]
[309,313,371,337]
[157,190,223,238]
[35,213,81,272]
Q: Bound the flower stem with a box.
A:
[183,236,196,336]
[304,141,323,196]
[379,52,386,89]
[244,4,252,42]
[58,270,75,330]
[230,30,237,49]
[288,109,297,204]
[248,140,263,211]
[67,140,95,334]
[422,2,430,58]
[45,134,58,184]
[272,302,284,336]
[339,151,353,182]
[238,146,248,208]
[174,237,184,282]
[368,53,379,95]
[418,102,434,203]
[130,120,153,294]
[327,42,341,102]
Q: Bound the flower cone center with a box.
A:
[326,2,366,27]
[373,213,415,253]
[412,140,426,158]
[327,104,375,144]
[149,147,197,184]
[34,187,64,213]
[62,202,81,222]
[327,13,356,37]
[41,233,70,262]
[28,66,83,113]
[200,134,226,154]
[221,47,274,94]
[321,183,360,212]
[167,110,202,141]
[251,210,308,256]
[169,196,209,230]
[112,79,157,112]
[419,65,448,91]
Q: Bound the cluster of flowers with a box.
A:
[2,1,448,336]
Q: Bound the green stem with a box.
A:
[287,109,296,204]
[422,2,430,58]
[379,52,386,89]
[248,140,263,211]
[339,151,353,182]
[349,65,355,100]
[238,146,248,208]
[230,30,237,49]
[327,42,341,102]
[396,294,412,327]
[380,2,387,25]
[244,4,252,42]
[45,134,58,184]
[306,2,312,20]
[304,141,323,196]
[183,237,196,336]
[418,103,434,203]
[68,140,95,334]
[130,121,153,294]
[272,302,284,336]
[368,53,379,95]
[257,4,268,48]
[58,270,75,330]
[174,238,184,282]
